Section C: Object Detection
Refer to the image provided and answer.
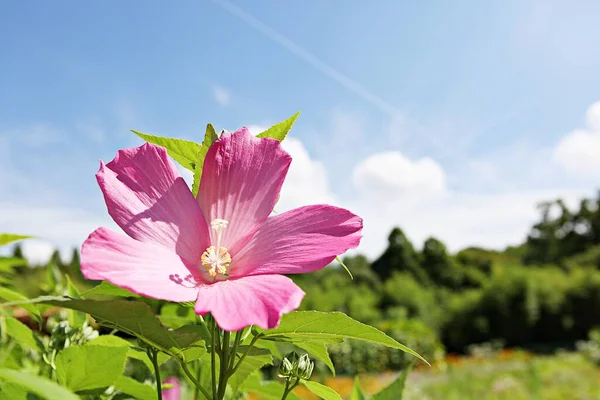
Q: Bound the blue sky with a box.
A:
[2,0,600,261]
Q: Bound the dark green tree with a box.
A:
[421,237,462,289]
[372,227,428,283]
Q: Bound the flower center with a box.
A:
[201,219,232,279]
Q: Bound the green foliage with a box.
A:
[372,227,428,284]
[81,281,139,298]
[0,368,79,400]
[3,317,43,351]
[113,376,155,400]
[0,286,41,323]
[328,318,441,375]
[240,374,301,400]
[294,341,335,375]
[192,123,219,196]
[256,111,300,141]
[55,344,128,392]
[421,237,463,288]
[372,362,413,400]
[257,310,428,364]
[131,130,202,171]
[351,377,367,400]
[25,297,204,357]
[303,381,342,400]
[0,234,32,246]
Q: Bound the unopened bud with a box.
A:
[278,357,294,378]
[279,351,314,381]
[297,353,314,380]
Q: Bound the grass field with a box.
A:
[289,351,600,399]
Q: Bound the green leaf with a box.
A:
[191,124,219,196]
[0,234,32,246]
[302,381,342,400]
[0,257,25,272]
[87,335,130,347]
[0,368,79,400]
[240,375,301,400]
[81,281,140,298]
[113,376,156,400]
[45,261,59,293]
[0,287,41,323]
[4,317,43,351]
[350,377,367,400]
[294,342,335,375]
[0,382,30,400]
[372,362,414,400]
[257,111,300,142]
[258,311,428,365]
[66,276,86,327]
[132,130,202,171]
[229,352,273,394]
[159,303,196,328]
[15,297,201,355]
[55,344,128,392]
[253,339,283,359]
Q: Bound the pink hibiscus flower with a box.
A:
[81,128,362,331]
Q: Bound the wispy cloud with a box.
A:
[213,86,230,106]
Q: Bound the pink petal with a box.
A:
[197,127,291,254]
[231,205,363,277]
[194,275,305,331]
[97,143,209,263]
[162,377,181,400]
[81,227,199,302]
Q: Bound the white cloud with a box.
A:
[353,152,446,199]
[278,137,335,211]
[554,100,600,176]
[350,143,592,258]
[213,86,230,106]
[0,202,114,264]
[244,125,335,211]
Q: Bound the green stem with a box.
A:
[217,331,231,400]
[281,378,300,400]
[211,319,218,399]
[228,331,242,372]
[193,360,201,400]
[230,334,261,376]
[148,349,163,400]
[180,359,212,400]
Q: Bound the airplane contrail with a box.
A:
[209,0,398,115]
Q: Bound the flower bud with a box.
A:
[278,357,294,378]
[297,353,314,380]
[278,351,314,381]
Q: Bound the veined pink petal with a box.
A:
[198,128,291,253]
[81,227,199,302]
[231,205,363,277]
[194,275,305,331]
[97,143,209,263]
[162,377,181,400]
